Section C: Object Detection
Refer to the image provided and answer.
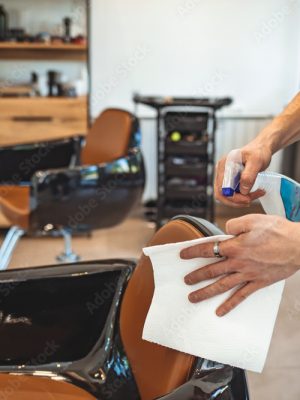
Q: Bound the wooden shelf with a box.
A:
[0,42,87,61]
[0,96,88,147]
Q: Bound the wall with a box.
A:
[90,0,300,118]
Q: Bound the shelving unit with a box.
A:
[0,0,89,229]
[134,95,233,228]
[0,42,87,60]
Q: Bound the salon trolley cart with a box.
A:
[134,95,233,228]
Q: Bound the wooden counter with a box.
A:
[0,97,88,147]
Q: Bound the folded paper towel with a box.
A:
[143,235,285,373]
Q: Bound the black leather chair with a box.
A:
[0,216,249,400]
[0,109,144,269]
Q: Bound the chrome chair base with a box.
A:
[0,226,80,270]
[56,228,81,263]
[56,252,80,263]
[0,226,25,271]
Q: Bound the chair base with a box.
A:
[0,226,25,271]
[56,228,81,263]
[56,252,80,263]
[0,226,81,269]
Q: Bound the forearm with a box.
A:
[252,92,300,154]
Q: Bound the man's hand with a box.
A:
[180,215,300,316]
[215,141,272,207]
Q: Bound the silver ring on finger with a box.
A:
[213,241,223,258]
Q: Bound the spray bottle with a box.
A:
[221,149,300,222]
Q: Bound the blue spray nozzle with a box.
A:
[221,149,243,197]
[222,187,235,197]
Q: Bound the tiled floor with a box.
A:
[1,208,300,399]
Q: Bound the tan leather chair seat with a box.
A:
[0,186,30,229]
[120,218,205,400]
[0,375,95,399]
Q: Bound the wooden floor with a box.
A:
[0,206,299,399]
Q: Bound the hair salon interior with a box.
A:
[0,0,299,399]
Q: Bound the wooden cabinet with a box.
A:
[0,97,88,147]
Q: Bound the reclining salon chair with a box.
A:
[0,109,144,270]
[0,216,249,400]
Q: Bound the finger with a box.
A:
[240,158,261,195]
[249,189,265,201]
[180,239,230,260]
[215,195,252,208]
[215,182,260,209]
[184,260,234,285]
[216,282,260,316]
[225,215,257,235]
[188,273,245,303]
[214,158,225,193]
[214,171,252,208]
[229,189,265,204]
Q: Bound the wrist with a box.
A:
[254,124,283,155]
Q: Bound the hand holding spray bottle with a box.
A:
[221,149,300,222]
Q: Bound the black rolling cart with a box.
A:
[134,95,233,228]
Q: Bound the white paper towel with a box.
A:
[143,235,285,373]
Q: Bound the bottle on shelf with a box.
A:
[63,17,72,43]
[0,4,8,41]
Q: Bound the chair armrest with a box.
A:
[156,364,249,400]
[29,149,144,230]
[31,147,144,189]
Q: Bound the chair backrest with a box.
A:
[81,108,136,165]
[120,217,213,400]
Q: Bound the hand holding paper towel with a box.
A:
[142,151,300,373]
[143,236,285,372]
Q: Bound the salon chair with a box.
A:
[0,216,249,399]
[0,109,144,270]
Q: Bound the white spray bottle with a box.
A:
[222,149,300,222]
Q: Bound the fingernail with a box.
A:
[184,275,193,285]
[180,250,187,259]
[216,309,225,317]
[189,293,198,303]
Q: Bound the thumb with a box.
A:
[240,158,261,195]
